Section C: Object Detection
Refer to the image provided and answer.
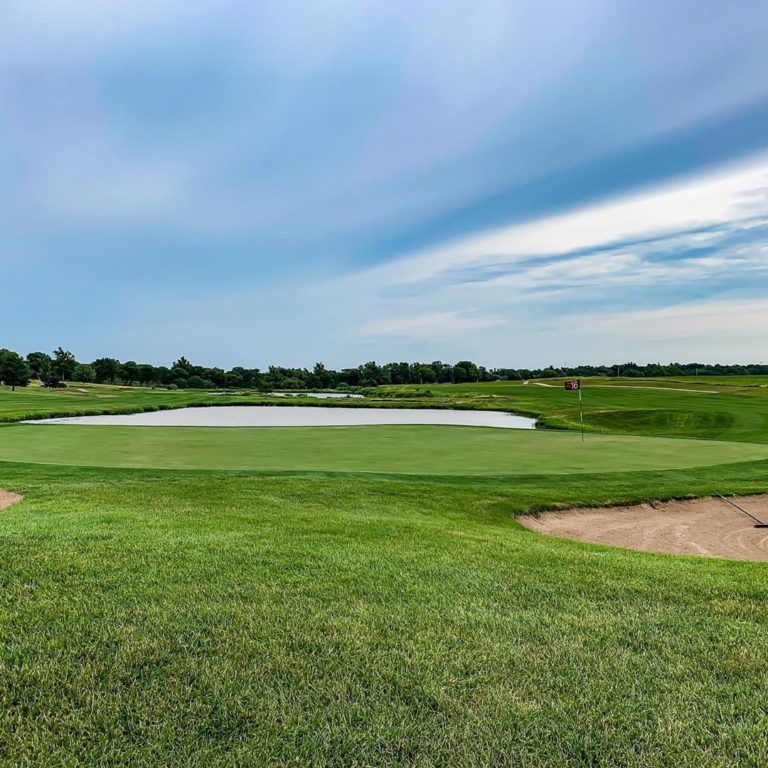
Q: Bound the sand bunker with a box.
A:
[519,495,768,561]
[0,489,23,511]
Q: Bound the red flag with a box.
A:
[564,379,580,391]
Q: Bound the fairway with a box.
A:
[2,423,767,473]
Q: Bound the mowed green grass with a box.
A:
[3,382,768,764]
[1,423,767,473]
[385,377,768,442]
[4,377,768,443]
[2,464,768,766]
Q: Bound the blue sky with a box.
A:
[2,0,768,367]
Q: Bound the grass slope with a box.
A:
[384,378,768,442]
[1,464,768,766]
[2,380,768,765]
[1,423,767,473]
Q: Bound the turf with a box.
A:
[5,377,768,445]
[1,423,767,474]
[2,464,768,766]
[382,377,768,442]
[2,380,768,765]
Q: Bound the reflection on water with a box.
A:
[269,391,364,399]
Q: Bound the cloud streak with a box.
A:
[314,153,768,364]
[1,1,768,365]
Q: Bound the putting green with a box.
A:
[1,424,767,475]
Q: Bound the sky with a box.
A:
[2,0,768,368]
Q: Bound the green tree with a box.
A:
[93,358,122,384]
[172,357,192,376]
[52,347,76,381]
[121,361,140,385]
[138,364,156,386]
[312,362,332,388]
[225,370,245,388]
[0,350,32,390]
[207,367,226,388]
[455,360,480,382]
[415,364,436,384]
[26,351,52,381]
[73,363,96,383]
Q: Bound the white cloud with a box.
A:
[362,311,503,339]
[560,298,768,340]
[352,152,768,290]
[312,151,768,363]
[539,298,768,363]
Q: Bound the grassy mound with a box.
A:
[587,408,735,438]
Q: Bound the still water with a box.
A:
[30,406,537,429]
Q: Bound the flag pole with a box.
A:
[579,378,584,442]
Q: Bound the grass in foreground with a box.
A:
[1,463,768,766]
[3,379,768,765]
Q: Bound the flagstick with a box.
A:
[579,379,584,442]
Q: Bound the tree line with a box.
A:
[1,347,768,391]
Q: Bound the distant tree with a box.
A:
[452,365,469,383]
[52,347,76,382]
[93,357,122,384]
[455,360,480,382]
[313,362,331,388]
[359,361,381,386]
[225,370,244,388]
[121,361,139,385]
[138,364,156,386]
[154,366,172,385]
[73,363,96,383]
[0,350,32,390]
[169,363,192,381]
[26,351,52,381]
[187,375,206,389]
[416,364,436,384]
[172,357,192,376]
[41,368,64,388]
[207,367,226,388]
[249,368,264,388]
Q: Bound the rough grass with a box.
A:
[1,463,768,767]
[384,378,768,443]
[585,408,736,438]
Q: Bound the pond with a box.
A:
[269,392,364,399]
[28,406,536,429]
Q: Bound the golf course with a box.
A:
[2,378,768,766]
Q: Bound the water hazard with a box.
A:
[29,406,536,429]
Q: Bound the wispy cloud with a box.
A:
[310,153,768,364]
[2,2,768,364]
[362,311,503,340]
